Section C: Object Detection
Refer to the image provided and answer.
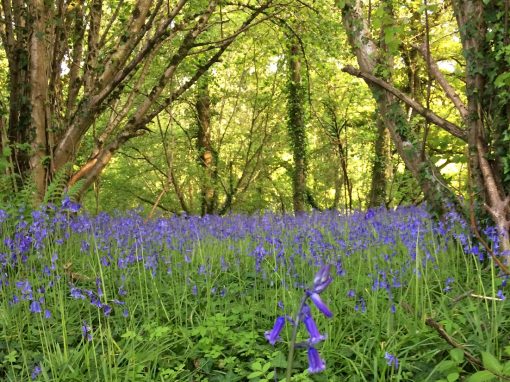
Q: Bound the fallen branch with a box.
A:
[425,317,482,368]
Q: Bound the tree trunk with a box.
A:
[287,40,307,213]
[1,0,31,186]
[0,0,272,204]
[341,0,460,216]
[368,115,389,208]
[28,0,50,202]
[451,0,510,258]
[195,76,218,215]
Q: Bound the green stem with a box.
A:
[285,294,308,382]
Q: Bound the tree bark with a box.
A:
[341,0,460,216]
[452,0,510,258]
[195,76,218,215]
[287,40,307,213]
[28,0,50,202]
[368,115,389,208]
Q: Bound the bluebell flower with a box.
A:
[103,304,112,316]
[302,307,326,345]
[312,264,333,294]
[30,300,42,314]
[385,352,399,369]
[61,196,81,213]
[443,277,454,292]
[31,364,41,380]
[308,292,333,318]
[82,322,92,341]
[265,316,285,345]
[497,290,506,301]
[70,287,85,300]
[307,347,326,373]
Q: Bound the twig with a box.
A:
[450,289,474,305]
[469,293,504,302]
[425,317,482,368]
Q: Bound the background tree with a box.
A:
[0,0,275,203]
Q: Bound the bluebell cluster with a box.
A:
[265,264,334,374]
[0,200,504,379]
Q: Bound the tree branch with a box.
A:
[342,65,467,142]
[413,43,469,121]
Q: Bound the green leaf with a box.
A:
[4,351,18,363]
[247,371,262,379]
[450,348,464,364]
[251,361,262,371]
[436,360,456,373]
[502,361,510,376]
[494,72,510,88]
[271,351,288,369]
[335,0,346,8]
[447,372,460,382]
[482,352,503,374]
[466,370,496,382]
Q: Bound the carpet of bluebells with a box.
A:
[1,201,510,381]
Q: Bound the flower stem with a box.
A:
[285,294,308,381]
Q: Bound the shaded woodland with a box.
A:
[0,0,509,250]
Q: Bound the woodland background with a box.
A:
[0,0,509,229]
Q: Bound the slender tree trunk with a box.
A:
[368,115,389,208]
[2,0,31,185]
[195,76,217,215]
[287,40,307,213]
[452,0,510,258]
[28,0,50,202]
[341,0,459,216]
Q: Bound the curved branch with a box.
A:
[342,65,467,142]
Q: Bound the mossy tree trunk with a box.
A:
[195,76,218,216]
[287,39,307,214]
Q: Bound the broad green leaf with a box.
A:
[247,371,262,379]
[494,72,510,88]
[482,352,503,374]
[251,361,262,371]
[466,370,496,382]
[502,361,510,376]
[447,372,460,382]
[437,360,456,373]
[450,348,464,363]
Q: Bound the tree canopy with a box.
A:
[1,0,509,253]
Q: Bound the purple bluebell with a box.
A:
[302,306,326,345]
[443,277,454,292]
[82,322,92,341]
[30,300,42,314]
[307,347,326,374]
[497,290,506,300]
[70,287,85,300]
[265,316,285,345]
[61,196,81,213]
[385,352,399,369]
[308,292,333,318]
[313,264,333,293]
[31,364,42,380]
[355,296,366,313]
[103,304,112,316]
